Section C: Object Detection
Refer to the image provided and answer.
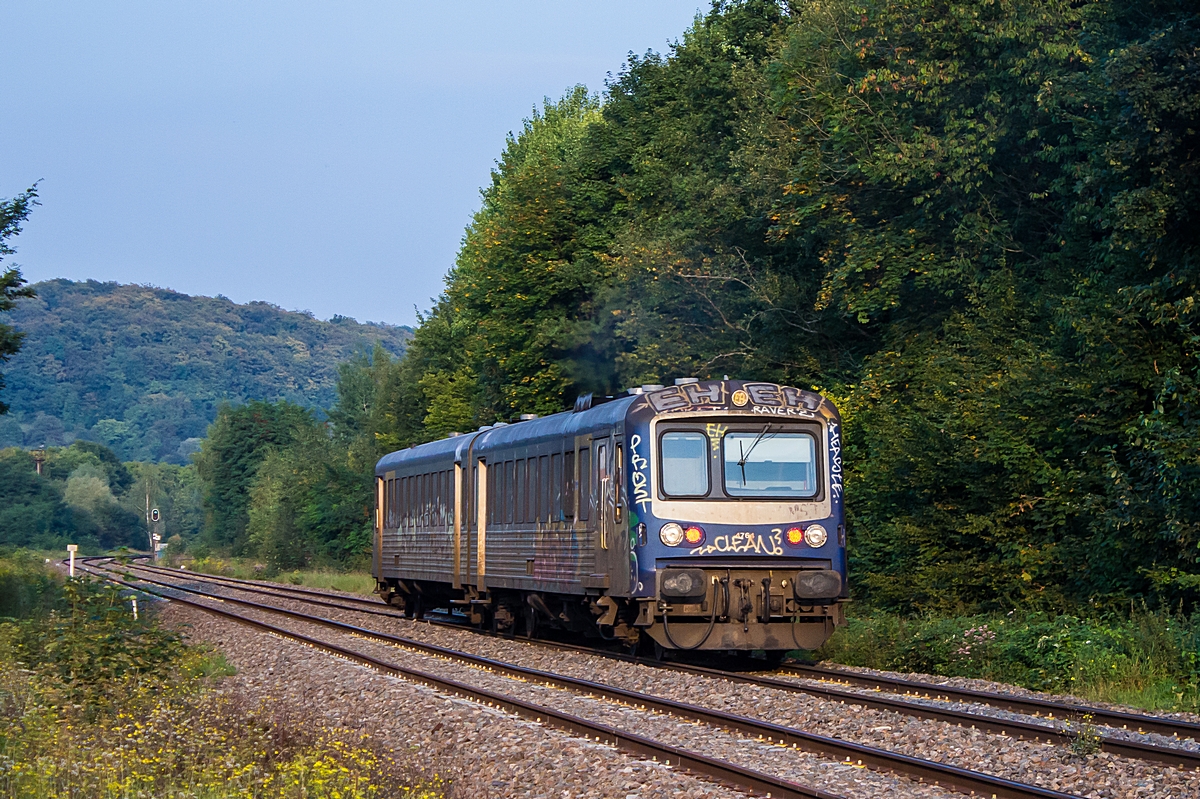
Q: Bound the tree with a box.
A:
[0,185,38,414]
[193,401,314,552]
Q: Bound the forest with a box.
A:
[2,0,1197,619]
[0,279,410,462]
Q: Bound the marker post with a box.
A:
[66,544,78,578]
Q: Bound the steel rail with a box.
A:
[90,560,1090,799]
[780,664,1200,741]
[124,560,1200,769]
[119,559,387,607]
[79,562,838,799]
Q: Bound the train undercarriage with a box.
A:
[376,565,844,655]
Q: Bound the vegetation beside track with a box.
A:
[816,607,1200,714]
[179,555,377,596]
[0,551,446,799]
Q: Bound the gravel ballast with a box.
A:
[141,571,1200,799]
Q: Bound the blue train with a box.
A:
[373,379,846,654]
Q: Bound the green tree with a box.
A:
[0,185,38,415]
[193,401,314,552]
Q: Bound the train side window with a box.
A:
[424,472,431,529]
[596,443,609,548]
[401,476,409,530]
[438,470,446,527]
[539,455,550,523]
[499,461,508,525]
[419,473,427,529]
[564,450,575,520]
[418,473,426,529]
[505,461,515,524]
[487,464,496,525]
[578,448,590,521]
[551,452,563,522]
[514,459,524,523]
[615,444,624,524]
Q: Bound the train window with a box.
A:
[564,450,575,520]
[394,478,400,528]
[615,444,623,524]
[401,476,409,530]
[419,473,426,529]
[578,448,590,521]
[551,453,563,521]
[506,461,515,524]
[596,442,609,548]
[540,456,548,522]
[384,479,392,528]
[660,432,710,497]
[515,459,525,523]
[723,430,818,498]
[487,464,497,525]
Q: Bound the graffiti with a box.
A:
[704,423,728,458]
[647,382,727,413]
[641,380,826,416]
[751,405,816,418]
[829,422,843,501]
[689,529,784,556]
[629,434,652,511]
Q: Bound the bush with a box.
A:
[817,608,1200,712]
[0,549,61,619]
[0,560,449,798]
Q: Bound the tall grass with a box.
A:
[184,556,377,595]
[816,608,1200,713]
[0,552,448,798]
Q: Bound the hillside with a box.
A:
[0,279,410,462]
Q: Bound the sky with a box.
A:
[0,1,706,327]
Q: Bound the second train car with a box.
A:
[373,379,846,653]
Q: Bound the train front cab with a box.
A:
[624,381,847,653]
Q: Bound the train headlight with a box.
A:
[683,525,705,546]
[661,568,706,599]
[803,524,828,548]
[794,569,842,599]
[659,522,685,547]
[785,527,804,546]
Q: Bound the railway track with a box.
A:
[79,561,833,799]
[87,554,1171,796]
[84,557,1094,799]
[118,558,1200,770]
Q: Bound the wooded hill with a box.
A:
[0,280,410,463]
[356,0,1200,614]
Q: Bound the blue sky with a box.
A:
[0,1,705,327]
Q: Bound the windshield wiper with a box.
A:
[737,424,773,485]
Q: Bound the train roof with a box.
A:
[374,394,638,476]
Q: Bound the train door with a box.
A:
[594,435,631,595]
[475,457,488,590]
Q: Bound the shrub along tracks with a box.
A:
[84,558,1196,799]
[120,559,1200,770]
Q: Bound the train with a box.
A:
[372,378,847,655]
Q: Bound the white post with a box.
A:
[131,597,138,620]
[66,544,78,578]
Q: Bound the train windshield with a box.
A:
[660,431,710,496]
[722,430,816,498]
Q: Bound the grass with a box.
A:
[0,551,448,798]
[815,607,1200,713]
[182,556,377,596]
